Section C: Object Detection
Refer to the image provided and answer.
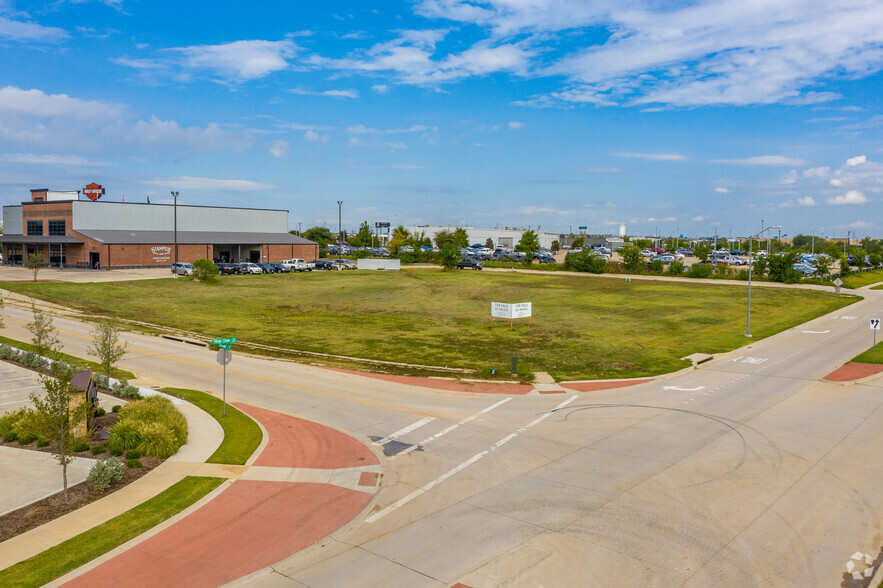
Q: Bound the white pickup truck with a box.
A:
[280,258,314,272]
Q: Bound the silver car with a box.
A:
[171,262,193,276]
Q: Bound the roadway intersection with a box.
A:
[0,285,881,586]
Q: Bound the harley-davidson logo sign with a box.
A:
[83,183,104,201]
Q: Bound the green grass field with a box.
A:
[0,335,135,380]
[1,270,859,381]
[852,343,883,364]
[839,269,883,289]
[0,476,224,587]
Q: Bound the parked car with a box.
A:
[257,263,278,274]
[457,257,483,270]
[332,259,357,270]
[314,260,334,270]
[239,263,263,274]
[171,262,193,276]
[281,258,314,272]
[652,254,676,263]
[536,255,557,264]
[215,262,237,275]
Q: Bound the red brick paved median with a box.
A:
[560,378,654,392]
[64,481,372,588]
[235,403,379,468]
[823,362,883,382]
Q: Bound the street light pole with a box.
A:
[746,224,782,337]
[170,191,179,278]
[337,200,343,263]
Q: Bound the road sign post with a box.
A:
[214,338,236,415]
[871,318,880,363]
[833,278,843,301]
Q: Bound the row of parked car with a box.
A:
[170,258,356,276]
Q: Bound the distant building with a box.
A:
[1,187,317,269]
[406,226,560,249]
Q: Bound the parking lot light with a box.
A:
[746,224,782,337]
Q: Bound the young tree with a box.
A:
[840,256,851,277]
[349,221,373,247]
[434,229,453,249]
[620,245,644,273]
[571,237,585,248]
[388,231,409,257]
[439,244,460,270]
[550,240,560,252]
[27,302,61,360]
[88,318,128,383]
[25,252,46,281]
[813,255,833,277]
[191,258,219,282]
[451,227,470,248]
[515,230,540,254]
[409,231,432,250]
[694,245,709,262]
[485,237,495,249]
[25,364,89,501]
[301,226,335,247]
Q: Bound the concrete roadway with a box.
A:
[2,286,882,586]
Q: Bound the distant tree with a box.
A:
[25,253,45,281]
[434,229,454,249]
[410,231,432,249]
[620,245,644,273]
[649,259,664,273]
[566,250,607,273]
[767,251,801,283]
[515,230,540,254]
[869,253,881,267]
[571,237,585,248]
[25,363,88,501]
[191,258,219,282]
[349,221,373,248]
[694,245,709,262]
[485,237,494,249]
[634,238,652,249]
[301,226,334,247]
[88,318,127,383]
[439,244,460,270]
[550,240,560,252]
[451,227,469,248]
[791,234,812,250]
[813,255,833,277]
[751,255,768,277]
[27,302,61,361]
[840,256,851,277]
[388,233,408,257]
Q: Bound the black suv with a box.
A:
[457,257,483,270]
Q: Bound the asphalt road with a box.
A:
[2,285,882,587]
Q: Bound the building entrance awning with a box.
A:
[0,235,82,245]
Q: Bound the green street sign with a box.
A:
[212,337,238,345]
[218,343,232,350]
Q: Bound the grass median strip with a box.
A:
[852,344,883,364]
[162,387,262,465]
[0,476,224,588]
[0,334,136,380]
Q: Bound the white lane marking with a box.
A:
[662,385,705,392]
[396,397,512,457]
[372,416,435,446]
[801,330,830,334]
[0,399,30,406]
[366,395,576,523]
[0,385,42,394]
[0,376,40,383]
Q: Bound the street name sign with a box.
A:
[212,337,238,345]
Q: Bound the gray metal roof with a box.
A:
[73,230,316,245]
[0,235,82,244]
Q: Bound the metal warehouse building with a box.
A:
[1,188,317,269]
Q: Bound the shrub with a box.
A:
[135,422,177,458]
[91,445,107,455]
[94,374,110,389]
[398,251,419,264]
[19,433,37,445]
[352,249,369,259]
[20,351,47,369]
[121,397,188,446]
[737,269,750,281]
[0,344,14,359]
[126,450,141,459]
[112,405,121,413]
[3,431,18,442]
[96,407,106,417]
[126,458,142,468]
[107,421,141,453]
[109,447,123,456]
[37,437,50,447]
[688,263,713,278]
[667,261,685,275]
[74,441,90,453]
[0,408,28,437]
[649,259,664,274]
[112,379,141,399]
[87,458,125,491]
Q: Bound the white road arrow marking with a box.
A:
[663,385,705,392]
[372,416,435,446]
[802,330,830,334]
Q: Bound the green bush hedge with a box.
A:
[107,396,187,458]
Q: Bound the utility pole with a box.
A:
[170,191,179,278]
[337,201,343,263]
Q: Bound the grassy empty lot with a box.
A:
[2,270,858,381]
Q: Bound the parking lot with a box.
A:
[0,362,44,415]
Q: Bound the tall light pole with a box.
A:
[337,200,343,263]
[746,224,782,337]
[170,191,179,278]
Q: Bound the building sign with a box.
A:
[491,302,532,329]
[151,246,171,262]
[83,183,105,201]
[375,222,390,228]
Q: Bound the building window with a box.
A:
[48,220,66,236]
[26,221,43,236]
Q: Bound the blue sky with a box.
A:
[0,0,881,238]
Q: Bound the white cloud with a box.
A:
[714,187,729,193]
[846,155,867,166]
[268,140,288,158]
[0,153,110,166]
[828,190,867,205]
[647,216,676,222]
[692,215,706,222]
[0,86,125,118]
[850,220,872,229]
[508,121,524,130]
[304,130,330,144]
[171,39,296,81]
[615,152,686,162]
[797,196,816,206]
[372,84,389,94]
[347,124,434,134]
[290,88,358,98]
[144,177,276,191]
[803,166,830,177]
[0,15,68,43]
[712,155,807,166]
[830,178,844,186]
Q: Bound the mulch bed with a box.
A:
[0,410,165,543]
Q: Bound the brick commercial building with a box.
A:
[1,188,317,269]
